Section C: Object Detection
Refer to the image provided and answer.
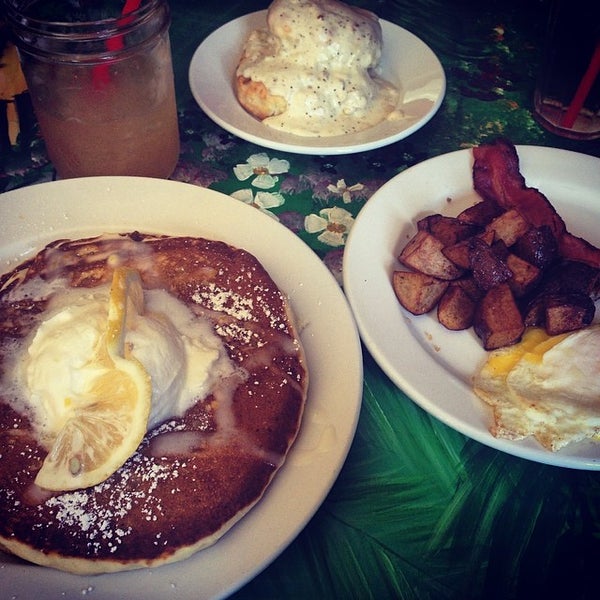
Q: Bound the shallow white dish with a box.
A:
[0,177,363,599]
[189,10,445,155]
[343,146,600,470]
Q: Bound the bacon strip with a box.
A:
[559,232,600,268]
[472,139,600,268]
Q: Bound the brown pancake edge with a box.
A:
[0,232,308,574]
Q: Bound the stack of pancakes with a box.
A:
[0,232,307,573]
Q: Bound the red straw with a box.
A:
[92,0,142,88]
[560,40,600,129]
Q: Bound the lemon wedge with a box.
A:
[35,268,152,491]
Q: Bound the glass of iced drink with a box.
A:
[4,0,180,178]
[533,0,600,140]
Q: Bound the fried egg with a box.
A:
[473,326,600,451]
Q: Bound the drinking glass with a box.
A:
[4,0,180,178]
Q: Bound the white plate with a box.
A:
[0,177,363,599]
[343,146,600,470]
[188,10,445,155]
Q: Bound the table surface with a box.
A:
[2,1,600,598]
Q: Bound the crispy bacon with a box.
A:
[473,139,566,238]
[559,232,600,268]
[472,138,600,268]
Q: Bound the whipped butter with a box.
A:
[236,0,401,136]
[19,283,234,444]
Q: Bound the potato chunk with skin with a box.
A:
[457,199,503,226]
[437,283,476,330]
[468,237,513,291]
[525,289,595,335]
[392,271,449,315]
[513,225,559,270]
[544,292,595,335]
[417,214,480,247]
[398,230,464,280]
[485,208,530,247]
[473,283,524,350]
[545,292,595,335]
[506,253,541,297]
[442,230,494,270]
[523,261,600,328]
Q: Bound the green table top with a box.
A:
[2,1,600,598]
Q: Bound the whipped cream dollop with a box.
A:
[21,284,234,442]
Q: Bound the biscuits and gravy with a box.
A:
[235,0,401,136]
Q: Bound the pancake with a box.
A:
[0,232,308,574]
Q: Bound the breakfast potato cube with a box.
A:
[441,240,471,270]
[437,283,476,330]
[417,214,480,247]
[525,261,600,327]
[543,292,595,335]
[392,270,449,315]
[523,294,546,328]
[468,237,513,291]
[553,261,600,298]
[513,225,559,270]
[506,253,541,297]
[455,276,485,301]
[442,230,495,269]
[485,208,530,247]
[398,230,464,280]
[456,199,503,226]
[473,283,525,350]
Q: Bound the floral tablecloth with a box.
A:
[2,0,600,598]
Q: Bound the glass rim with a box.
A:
[3,0,162,32]
[3,0,170,62]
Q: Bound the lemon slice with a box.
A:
[35,268,152,491]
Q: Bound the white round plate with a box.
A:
[0,177,363,599]
[188,10,446,155]
[343,146,600,470]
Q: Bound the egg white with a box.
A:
[473,326,600,451]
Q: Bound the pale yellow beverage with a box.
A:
[6,0,180,179]
[30,41,180,178]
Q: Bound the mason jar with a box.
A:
[4,0,180,178]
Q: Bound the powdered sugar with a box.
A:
[43,453,180,554]
[192,280,289,335]
[192,282,254,321]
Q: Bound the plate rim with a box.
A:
[0,176,364,599]
[188,10,446,155]
[343,145,600,470]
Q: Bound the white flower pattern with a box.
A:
[304,206,355,247]
[230,188,285,219]
[326,178,365,203]
[233,153,290,189]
